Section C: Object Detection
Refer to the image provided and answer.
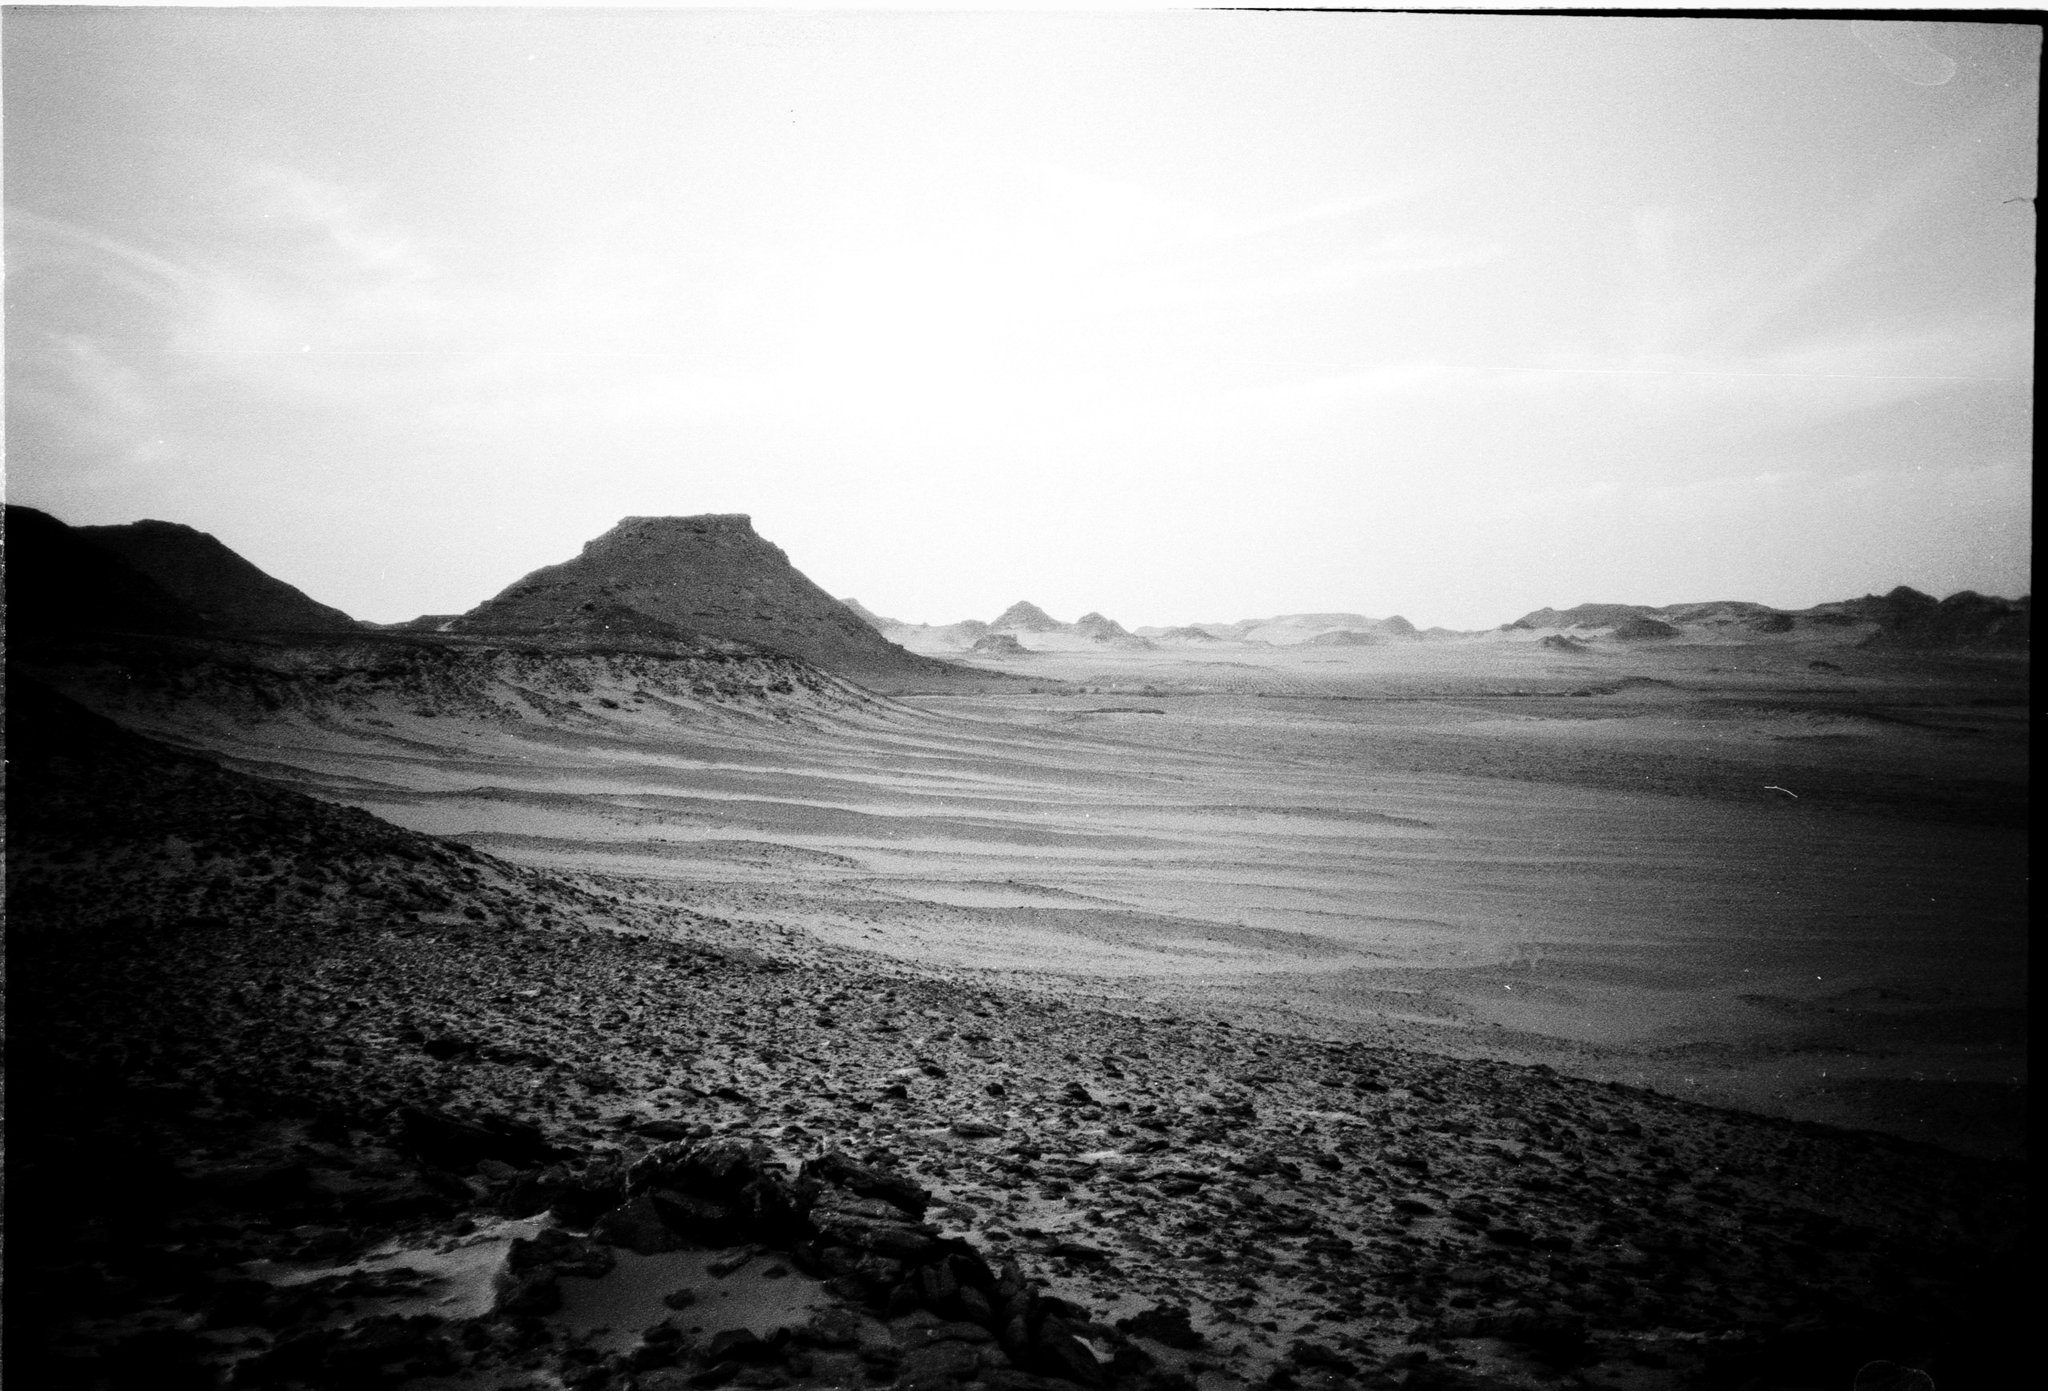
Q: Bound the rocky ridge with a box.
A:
[28,629,887,748]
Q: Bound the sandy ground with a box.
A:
[10,640,2029,1391]
[51,634,2027,1161]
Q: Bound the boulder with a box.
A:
[802,1151,932,1218]
[594,1192,688,1254]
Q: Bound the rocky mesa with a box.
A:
[448,515,967,685]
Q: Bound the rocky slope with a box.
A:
[75,518,362,632]
[843,599,902,631]
[6,681,2026,1391]
[446,516,968,684]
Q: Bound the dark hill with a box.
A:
[3,504,210,646]
[1859,589,2030,649]
[75,518,360,632]
[446,514,943,679]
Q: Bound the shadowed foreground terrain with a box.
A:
[4,679,2027,1391]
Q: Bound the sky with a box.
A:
[4,9,2035,630]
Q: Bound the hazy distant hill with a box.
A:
[76,518,361,632]
[1501,588,2028,649]
[989,600,1067,633]
[1134,612,1422,645]
[447,514,949,678]
[1506,603,1659,631]
[841,602,993,653]
[3,505,211,645]
[1072,612,1155,649]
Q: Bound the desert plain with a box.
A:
[60,623,2028,1160]
[6,509,2030,1391]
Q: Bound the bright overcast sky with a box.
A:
[4,9,2035,629]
